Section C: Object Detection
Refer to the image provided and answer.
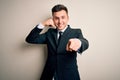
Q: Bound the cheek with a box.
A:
[63,19,68,24]
[53,20,58,24]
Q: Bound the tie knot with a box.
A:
[59,31,63,35]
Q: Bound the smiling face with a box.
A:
[52,10,69,30]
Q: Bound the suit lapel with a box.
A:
[62,25,71,38]
[51,29,58,46]
[58,25,72,47]
[50,25,72,49]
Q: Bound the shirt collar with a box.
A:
[57,25,68,33]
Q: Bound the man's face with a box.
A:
[52,10,69,30]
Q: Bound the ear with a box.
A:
[67,15,69,21]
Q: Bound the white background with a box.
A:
[0,0,120,80]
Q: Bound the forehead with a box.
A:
[53,10,68,17]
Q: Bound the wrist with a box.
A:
[37,23,45,29]
[41,22,46,26]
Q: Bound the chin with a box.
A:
[57,26,66,30]
[57,27,64,30]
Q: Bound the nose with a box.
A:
[58,18,62,24]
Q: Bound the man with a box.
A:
[26,4,89,80]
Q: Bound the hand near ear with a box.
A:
[66,38,81,52]
[42,18,56,28]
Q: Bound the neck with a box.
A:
[57,25,68,32]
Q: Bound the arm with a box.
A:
[66,29,89,53]
[26,18,55,44]
[26,25,47,44]
[76,29,89,53]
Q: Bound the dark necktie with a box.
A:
[58,31,63,45]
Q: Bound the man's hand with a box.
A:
[42,18,56,28]
[66,38,81,52]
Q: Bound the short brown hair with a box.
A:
[52,4,68,15]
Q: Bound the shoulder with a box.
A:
[46,28,57,34]
[71,28,81,31]
[69,25,81,32]
[71,28,82,33]
[48,28,57,32]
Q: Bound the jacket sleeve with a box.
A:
[76,29,89,54]
[25,25,47,44]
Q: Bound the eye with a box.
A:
[54,17,59,20]
[61,16,65,19]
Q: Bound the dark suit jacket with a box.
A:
[26,25,89,80]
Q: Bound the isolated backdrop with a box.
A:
[0,0,120,80]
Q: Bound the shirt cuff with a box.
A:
[37,23,44,29]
